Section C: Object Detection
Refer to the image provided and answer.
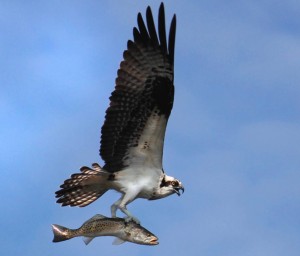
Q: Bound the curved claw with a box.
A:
[125,216,140,225]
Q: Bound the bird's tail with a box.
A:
[52,224,73,242]
[55,163,110,207]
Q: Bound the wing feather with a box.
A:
[168,15,176,67]
[158,4,167,54]
[137,13,150,44]
[146,6,159,47]
[100,3,176,172]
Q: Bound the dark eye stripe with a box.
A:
[160,178,179,187]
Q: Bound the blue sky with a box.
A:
[1,0,300,255]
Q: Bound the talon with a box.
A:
[125,216,140,224]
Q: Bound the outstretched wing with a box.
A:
[100,3,176,172]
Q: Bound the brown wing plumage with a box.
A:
[100,3,176,172]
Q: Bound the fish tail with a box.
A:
[51,224,73,242]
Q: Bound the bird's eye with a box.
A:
[171,181,178,186]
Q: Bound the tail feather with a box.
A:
[55,163,110,207]
[52,224,72,242]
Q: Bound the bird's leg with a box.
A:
[111,196,123,218]
[119,204,140,224]
[111,193,140,224]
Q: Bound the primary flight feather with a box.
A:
[55,3,184,223]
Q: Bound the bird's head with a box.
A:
[154,174,184,199]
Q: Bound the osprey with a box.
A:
[55,3,184,223]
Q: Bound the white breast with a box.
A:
[114,165,163,199]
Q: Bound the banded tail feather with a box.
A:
[55,163,111,207]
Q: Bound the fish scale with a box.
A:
[52,214,158,246]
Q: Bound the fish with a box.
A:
[51,214,159,245]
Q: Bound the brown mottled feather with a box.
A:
[100,3,176,172]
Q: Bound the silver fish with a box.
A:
[52,214,158,245]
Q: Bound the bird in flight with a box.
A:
[55,3,184,224]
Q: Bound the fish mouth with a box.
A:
[149,236,159,245]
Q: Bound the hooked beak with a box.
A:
[174,186,185,196]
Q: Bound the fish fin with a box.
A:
[82,214,107,226]
[83,236,94,245]
[91,214,107,220]
[51,224,71,242]
[112,237,126,245]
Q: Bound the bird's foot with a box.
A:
[125,215,140,225]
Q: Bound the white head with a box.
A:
[151,174,184,199]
